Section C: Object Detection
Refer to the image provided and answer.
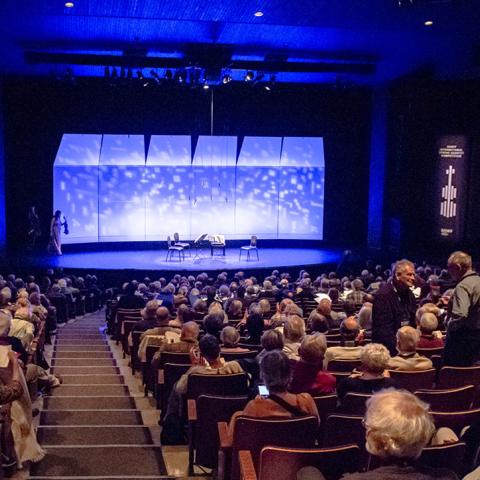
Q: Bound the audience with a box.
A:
[417,312,444,348]
[282,315,305,361]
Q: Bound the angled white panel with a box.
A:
[147,135,191,166]
[281,137,325,167]
[100,134,145,165]
[54,134,102,166]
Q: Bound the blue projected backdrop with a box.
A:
[53,134,325,243]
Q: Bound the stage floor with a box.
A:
[19,247,342,272]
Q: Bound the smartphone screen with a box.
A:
[258,385,269,397]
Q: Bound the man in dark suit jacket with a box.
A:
[372,259,417,355]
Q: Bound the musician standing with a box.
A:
[48,210,65,255]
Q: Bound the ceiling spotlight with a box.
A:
[65,2,74,7]
[245,71,255,82]
[264,85,271,91]
[424,20,433,26]
[254,11,263,17]
[222,74,232,84]
[203,84,210,90]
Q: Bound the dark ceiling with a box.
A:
[1,0,479,86]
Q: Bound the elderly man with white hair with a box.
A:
[388,326,433,371]
[282,315,305,361]
[341,389,458,479]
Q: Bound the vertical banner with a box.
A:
[436,135,468,242]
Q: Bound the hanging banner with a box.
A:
[436,135,468,242]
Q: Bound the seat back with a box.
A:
[313,395,338,423]
[328,359,362,373]
[250,235,257,247]
[341,393,372,415]
[431,408,480,436]
[416,347,444,358]
[418,442,466,475]
[387,368,436,391]
[161,351,192,367]
[195,395,249,469]
[437,365,480,389]
[166,235,172,246]
[415,385,475,411]
[257,444,361,480]
[160,363,191,416]
[187,372,248,400]
[174,232,180,242]
[221,350,258,362]
[322,414,364,449]
[232,416,318,480]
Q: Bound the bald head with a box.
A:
[340,316,360,340]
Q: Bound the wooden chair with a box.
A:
[188,394,249,474]
[218,415,318,480]
[415,385,475,411]
[416,346,444,358]
[436,365,480,389]
[313,394,338,423]
[325,333,342,341]
[173,232,190,256]
[328,359,362,373]
[239,444,361,480]
[431,408,480,436]
[209,234,226,256]
[222,350,259,362]
[115,308,142,342]
[159,363,191,418]
[341,393,371,415]
[187,372,249,401]
[239,235,259,261]
[155,352,192,410]
[387,368,436,392]
[322,414,364,449]
[120,319,137,359]
[418,442,466,475]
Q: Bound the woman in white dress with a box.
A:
[48,210,63,255]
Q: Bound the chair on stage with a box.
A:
[209,234,226,256]
[174,232,190,256]
[239,235,259,261]
[166,235,185,261]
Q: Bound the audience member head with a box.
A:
[298,333,327,366]
[180,321,200,342]
[317,298,332,316]
[246,312,264,342]
[360,343,391,375]
[260,329,284,352]
[308,311,329,334]
[258,299,270,316]
[193,299,207,315]
[419,313,438,336]
[393,259,415,290]
[448,250,473,281]
[204,312,224,337]
[284,315,305,343]
[364,389,435,460]
[155,306,170,325]
[415,303,440,324]
[357,303,372,331]
[396,326,419,354]
[260,350,290,394]
[199,334,221,363]
[339,316,360,344]
[141,300,159,320]
[220,326,241,347]
[227,299,243,318]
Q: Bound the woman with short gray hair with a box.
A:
[341,389,458,479]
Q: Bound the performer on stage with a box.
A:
[48,210,66,256]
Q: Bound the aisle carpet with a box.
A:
[29,312,172,479]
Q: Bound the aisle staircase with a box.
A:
[29,311,173,479]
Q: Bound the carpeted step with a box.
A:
[54,345,111,352]
[51,366,119,375]
[54,351,113,359]
[56,328,102,333]
[37,425,155,446]
[59,374,124,385]
[53,339,108,345]
[46,385,129,397]
[52,358,116,367]
[44,396,135,410]
[40,409,143,426]
[29,446,168,477]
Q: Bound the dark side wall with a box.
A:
[2,78,372,251]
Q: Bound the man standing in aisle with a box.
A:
[444,251,480,366]
[372,259,416,355]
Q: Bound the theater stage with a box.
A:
[18,246,342,273]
